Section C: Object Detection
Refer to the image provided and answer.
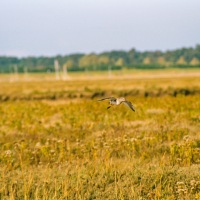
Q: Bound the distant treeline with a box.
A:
[0,45,200,73]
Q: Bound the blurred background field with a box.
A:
[0,69,200,101]
[0,69,200,199]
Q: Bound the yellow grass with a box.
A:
[0,69,200,199]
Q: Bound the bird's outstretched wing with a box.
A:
[97,97,116,101]
[123,101,135,112]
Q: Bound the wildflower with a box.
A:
[35,142,41,148]
[5,150,12,156]
[50,150,55,154]
[176,181,184,186]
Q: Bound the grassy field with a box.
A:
[0,69,200,199]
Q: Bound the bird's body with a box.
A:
[97,97,135,111]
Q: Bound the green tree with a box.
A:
[98,56,110,65]
[143,57,151,65]
[115,58,125,66]
[176,56,187,65]
[64,60,74,69]
[79,54,98,68]
[157,56,166,65]
[190,57,199,66]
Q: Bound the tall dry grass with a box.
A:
[0,70,200,199]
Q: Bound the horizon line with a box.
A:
[0,44,199,59]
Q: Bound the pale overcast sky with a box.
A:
[0,0,200,57]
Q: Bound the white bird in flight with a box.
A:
[97,97,135,112]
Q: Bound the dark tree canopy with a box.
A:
[0,45,200,73]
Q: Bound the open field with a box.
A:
[0,69,200,199]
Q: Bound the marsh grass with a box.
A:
[0,71,200,199]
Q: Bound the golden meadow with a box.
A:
[0,69,200,199]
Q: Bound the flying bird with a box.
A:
[97,97,135,111]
